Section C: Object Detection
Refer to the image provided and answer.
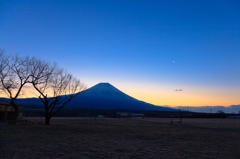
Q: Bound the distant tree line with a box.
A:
[0,48,86,125]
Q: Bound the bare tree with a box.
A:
[0,49,6,91]
[0,52,54,122]
[0,48,9,79]
[0,49,9,81]
[1,50,85,124]
[31,63,86,125]
[0,53,34,121]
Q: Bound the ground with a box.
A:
[1,118,240,159]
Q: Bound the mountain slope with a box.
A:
[0,83,174,111]
[66,83,174,111]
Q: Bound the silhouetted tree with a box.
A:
[0,49,8,87]
[30,62,86,125]
[0,53,35,121]
[216,110,225,114]
[178,107,182,123]
[1,49,86,125]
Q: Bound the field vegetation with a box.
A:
[1,118,240,159]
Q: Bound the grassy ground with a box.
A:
[1,118,240,159]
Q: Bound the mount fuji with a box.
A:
[0,83,174,111]
[65,82,174,111]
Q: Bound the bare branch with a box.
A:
[28,57,86,125]
[0,50,33,121]
[1,49,86,125]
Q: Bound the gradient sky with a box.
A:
[0,0,240,107]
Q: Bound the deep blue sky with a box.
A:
[1,0,240,106]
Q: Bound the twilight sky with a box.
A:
[0,0,240,107]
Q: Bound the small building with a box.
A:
[116,112,144,118]
[0,99,22,122]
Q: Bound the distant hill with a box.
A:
[177,105,240,114]
[0,83,174,111]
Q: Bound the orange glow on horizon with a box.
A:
[119,83,240,107]
[1,82,239,107]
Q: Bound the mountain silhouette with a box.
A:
[0,82,174,111]
[67,82,174,111]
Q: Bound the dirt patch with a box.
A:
[1,118,240,159]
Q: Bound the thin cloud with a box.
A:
[175,89,183,91]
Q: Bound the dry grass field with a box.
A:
[1,118,240,159]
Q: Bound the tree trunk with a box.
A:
[45,112,51,125]
[45,116,51,125]
[44,101,51,125]
[10,100,19,123]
